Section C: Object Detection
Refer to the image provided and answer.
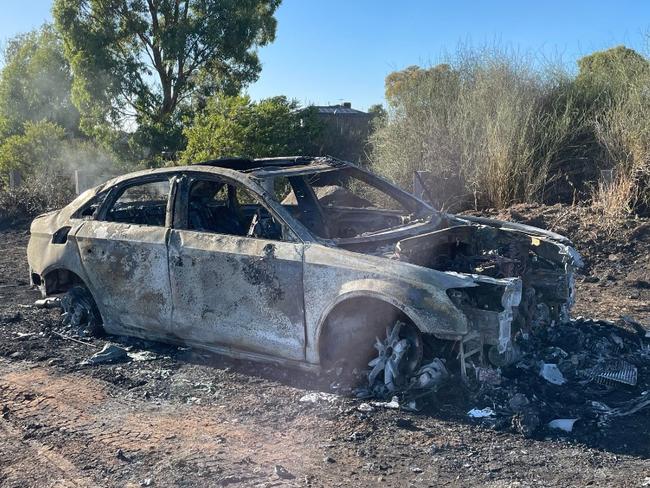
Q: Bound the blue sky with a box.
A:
[2,1,650,110]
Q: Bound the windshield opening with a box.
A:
[270,167,433,239]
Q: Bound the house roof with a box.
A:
[313,104,369,116]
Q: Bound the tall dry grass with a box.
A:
[0,172,75,226]
[371,47,582,210]
[592,79,650,215]
[370,45,650,213]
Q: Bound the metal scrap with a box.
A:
[586,360,638,387]
[81,343,129,365]
[539,363,567,385]
[548,418,579,432]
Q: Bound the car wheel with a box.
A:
[60,286,103,336]
[367,321,423,392]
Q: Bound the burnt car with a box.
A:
[27,156,582,384]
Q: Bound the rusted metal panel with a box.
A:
[302,243,474,363]
[74,222,172,336]
[168,230,306,360]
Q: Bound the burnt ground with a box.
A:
[1,205,649,487]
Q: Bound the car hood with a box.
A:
[450,214,573,246]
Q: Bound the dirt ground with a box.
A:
[1,205,649,487]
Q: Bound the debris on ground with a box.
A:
[273,464,294,480]
[539,362,567,385]
[467,407,495,418]
[465,316,650,436]
[361,315,650,438]
[127,350,160,362]
[370,396,400,409]
[81,343,129,366]
[548,418,579,432]
[299,392,339,404]
[34,297,61,309]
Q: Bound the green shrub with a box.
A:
[181,95,323,163]
[0,121,67,178]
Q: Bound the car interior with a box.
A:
[187,179,283,240]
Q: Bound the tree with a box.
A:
[0,25,79,139]
[577,46,649,91]
[367,103,387,122]
[53,0,281,152]
[181,95,322,162]
[384,64,458,106]
[575,46,650,115]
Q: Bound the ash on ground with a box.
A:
[360,316,650,439]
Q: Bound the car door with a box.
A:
[74,176,175,337]
[167,175,306,360]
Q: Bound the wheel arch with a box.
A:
[41,266,89,296]
[314,290,423,367]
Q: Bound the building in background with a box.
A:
[302,102,373,165]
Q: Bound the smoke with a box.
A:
[54,139,137,193]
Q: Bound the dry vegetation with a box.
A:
[0,172,75,227]
[370,45,650,216]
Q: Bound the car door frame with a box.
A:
[168,170,309,361]
[74,172,180,338]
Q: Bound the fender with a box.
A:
[310,278,470,363]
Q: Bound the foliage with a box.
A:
[181,95,323,162]
[586,47,650,212]
[0,171,75,225]
[53,0,281,154]
[0,25,79,139]
[367,103,387,126]
[0,119,128,190]
[0,121,67,178]
[371,44,650,213]
[371,49,582,209]
[577,46,649,98]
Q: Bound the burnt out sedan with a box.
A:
[28,156,582,384]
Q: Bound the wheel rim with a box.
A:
[368,321,423,392]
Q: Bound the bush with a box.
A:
[371,48,583,210]
[181,95,323,163]
[0,172,75,226]
[0,121,67,178]
[587,48,650,213]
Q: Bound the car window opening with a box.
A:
[187,179,285,241]
[104,179,171,227]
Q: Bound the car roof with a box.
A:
[192,155,349,177]
[101,156,351,190]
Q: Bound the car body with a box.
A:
[27,156,582,375]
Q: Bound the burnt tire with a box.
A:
[319,299,423,387]
[60,286,103,336]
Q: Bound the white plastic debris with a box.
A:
[34,297,62,309]
[548,418,579,432]
[81,344,128,366]
[467,407,495,418]
[127,350,160,362]
[371,396,400,409]
[299,392,338,404]
[357,402,374,412]
[539,362,567,385]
